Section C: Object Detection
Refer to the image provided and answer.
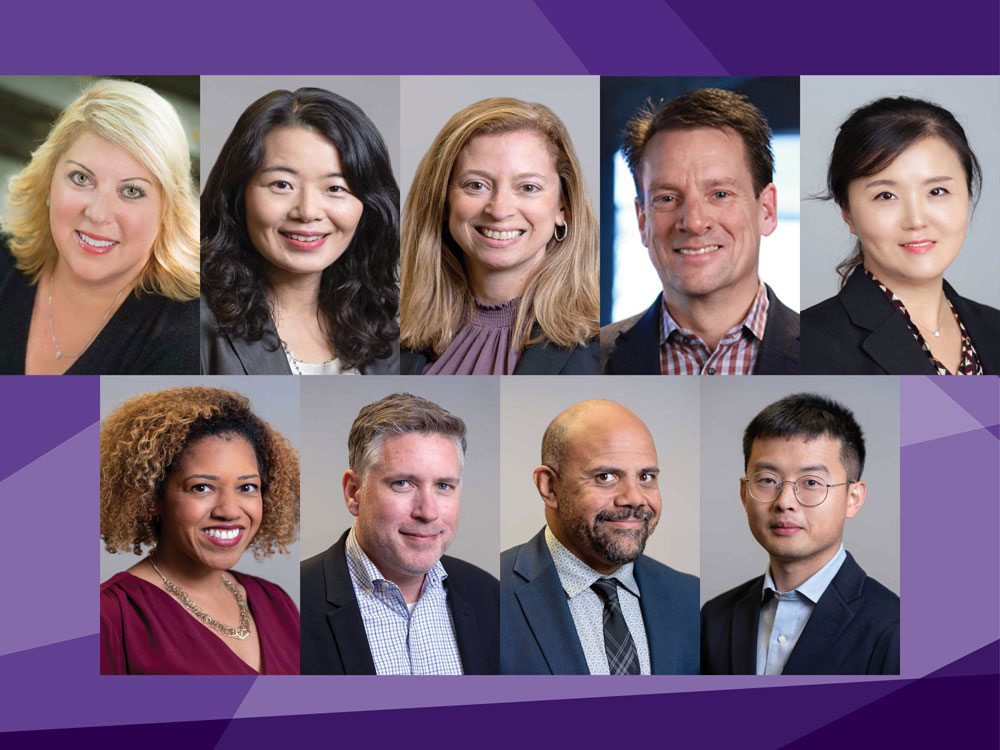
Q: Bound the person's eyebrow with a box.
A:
[752,462,831,474]
[66,160,152,185]
[184,473,219,481]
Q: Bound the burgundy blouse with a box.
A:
[423,298,521,375]
[100,570,300,675]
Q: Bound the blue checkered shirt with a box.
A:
[345,527,464,675]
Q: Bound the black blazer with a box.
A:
[802,267,1000,374]
[600,285,800,375]
[200,299,398,375]
[401,334,599,375]
[700,551,900,675]
[300,530,500,674]
[500,529,700,674]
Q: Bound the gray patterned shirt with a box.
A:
[346,526,464,675]
[545,526,652,675]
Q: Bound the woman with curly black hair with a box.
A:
[100,387,300,674]
[200,88,399,374]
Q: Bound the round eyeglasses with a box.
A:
[744,471,853,507]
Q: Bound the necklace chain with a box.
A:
[47,271,126,359]
[149,557,251,640]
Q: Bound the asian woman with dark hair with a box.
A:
[200,87,399,374]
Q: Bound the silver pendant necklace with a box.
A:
[47,270,125,359]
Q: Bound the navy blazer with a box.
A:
[500,529,700,674]
[700,551,900,675]
[300,530,499,674]
[802,266,999,374]
[600,285,800,375]
[401,335,599,375]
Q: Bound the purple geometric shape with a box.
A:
[533,0,725,74]
[0,424,99,656]
[989,425,1000,441]
[930,376,1000,430]
[0,635,255,733]
[0,376,98,483]
[900,375,985,446]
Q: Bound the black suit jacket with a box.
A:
[802,266,999,374]
[401,333,599,374]
[700,551,899,675]
[300,530,499,674]
[500,529,700,674]
[600,285,800,374]
[200,299,398,375]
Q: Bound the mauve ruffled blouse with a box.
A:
[424,298,521,375]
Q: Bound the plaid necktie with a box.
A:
[591,578,640,675]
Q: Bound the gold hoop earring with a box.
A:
[553,221,568,242]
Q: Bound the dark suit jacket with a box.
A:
[300,530,500,674]
[200,298,398,375]
[401,334,599,375]
[802,266,999,374]
[600,285,800,374]
[500,529,700,674]
[700,551,900,675]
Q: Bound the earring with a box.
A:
[45,198,50,207]
[553,220,568,242]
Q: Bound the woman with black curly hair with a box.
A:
[100,387,300,674]
[200,88,399,374]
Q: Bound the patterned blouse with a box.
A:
[865,269,982,375]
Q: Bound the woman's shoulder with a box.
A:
[230,570,298,612]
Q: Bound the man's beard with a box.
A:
[567,505,656,566]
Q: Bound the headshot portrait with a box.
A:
[0,76,200,375]
[199,76,400,375]
[700,377,900,675]
[599,77,800,376]
[800,76,999,374]
[399,76,600,375]
[299,378,500,674]
[500,377,700,674]
[99,376,301,675]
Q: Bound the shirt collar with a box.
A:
[761,544,847,604]
[544,526,641,600]
[346,525,448,596]
[660,281,769,345]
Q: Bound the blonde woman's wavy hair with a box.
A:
[5,78,199,301]
[401,97,598,355]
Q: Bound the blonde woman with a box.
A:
[401,98,598,375]
[1,78,199,374]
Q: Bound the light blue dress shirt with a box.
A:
[756,544,847,675]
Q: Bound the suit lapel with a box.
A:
[635,558,675,674]
[229,323,293,375]
[513,531,589,674]
[755,286,801,374]
[782,554,863,675]
[610,296,661,375]
[322,534,377,675]
[516,335,572,374]
[946,280,999,374]
[731,578,762,674]
[445,568,487,674]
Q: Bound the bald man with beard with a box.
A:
[500,400,699,674]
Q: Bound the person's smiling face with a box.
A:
[843,137,970,289]
[156,434,263,573]
[48,131,162,288]
[447,130,565,296]
[244,126,364,279]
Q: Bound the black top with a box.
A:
[0,241,199,375]
[802,266,1000,375]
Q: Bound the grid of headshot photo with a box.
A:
[0,73,994,680]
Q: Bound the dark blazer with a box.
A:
[500,529,700,674]
[300,530,500,675]
[700,551,899,675]
[802,266,999,374]
[600,285,800,375]
[200,298,398,375]
[401,334,599,375]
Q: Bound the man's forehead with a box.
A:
[566,427,658,465]
[371,432,461,471]
[640,127,751,181]
[748,434,843,466]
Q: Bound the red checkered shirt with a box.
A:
[660,282,769,375]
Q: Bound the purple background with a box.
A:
[2,0,999,743]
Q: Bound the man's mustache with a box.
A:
[595,507,655,523]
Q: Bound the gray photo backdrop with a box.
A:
[400,75,599,216]
[800,75,1000,310]
[500,376,700,578]
[299,376,500,579]
[99,376,301,607]
[699,375,900,607]
[199,75,401,193]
